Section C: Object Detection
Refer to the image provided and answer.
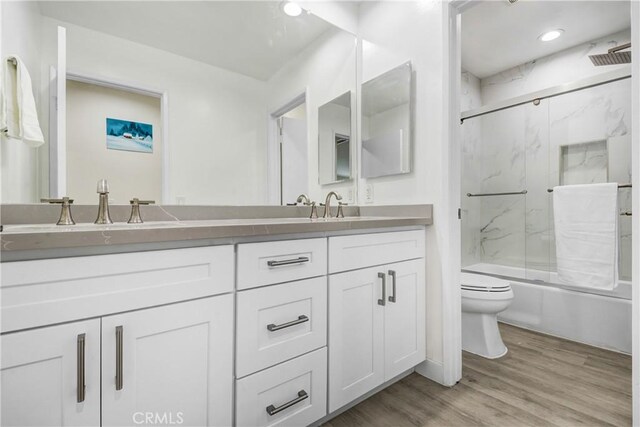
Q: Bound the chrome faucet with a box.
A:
[95,179,113,224]
[323,191,342,219]
[296,194,311,205]
[296,194,318,219]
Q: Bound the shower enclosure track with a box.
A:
[460,67,631,122]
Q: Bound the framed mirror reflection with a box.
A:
[1,1,357,206]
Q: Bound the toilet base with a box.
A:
[461,312,508,359]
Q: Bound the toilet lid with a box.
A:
[461,272,511,292]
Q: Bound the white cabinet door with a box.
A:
[1,319,101,426]
[328,266,385,412]
[101,296,233,427]
[384,259,426,381]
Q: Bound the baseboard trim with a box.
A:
[414,358,445,385]
[311,369,415,426]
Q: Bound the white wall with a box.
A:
[66,80,162,204]
[267,27,357,204]
[42,17,269,206]
[0,1,44,203]
[357,0,447,375]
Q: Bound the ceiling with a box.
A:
[461,0,631,78]
[38,1,336,81]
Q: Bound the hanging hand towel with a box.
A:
[553,183,618,290]
[0,55,45,147]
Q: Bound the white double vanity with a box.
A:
[1,218,428,427]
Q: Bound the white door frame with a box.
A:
[63,71,170,204]
[267,91,307,205]
[631,2,639,424]
[439,0,478,387]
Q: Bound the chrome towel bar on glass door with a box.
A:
[466,190,527,197]
[547,183,632,192]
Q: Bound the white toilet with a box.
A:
[461,272,514,359]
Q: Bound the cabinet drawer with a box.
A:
[236,277,327,377]
[328,230,425,273]
[237,238,327,290]
[1,245,234,333]
[236,348,327,427]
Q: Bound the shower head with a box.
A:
[589,42,631,66]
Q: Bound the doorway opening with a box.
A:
[269,94,308,206]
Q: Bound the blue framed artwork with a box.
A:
[106,118,153,153]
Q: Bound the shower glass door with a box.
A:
[462,76,632,284]
[547,78,633,281]
[461,103,530,279]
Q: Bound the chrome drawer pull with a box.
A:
[267,257,310,267]
[115,326,123,391]
[377,272,386,306]
[267,315,309,332]
[388,270,397,303]
[77,333,86,403]
[266,390,309,416]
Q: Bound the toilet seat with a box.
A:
[461,273,512,299]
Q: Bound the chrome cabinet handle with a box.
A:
[266,390,309,416]
[115,326,123,391]
[77,333,86,403]
[267,257,310,267]
[388,270,397,303]
[377,272,386,306]
[267,315,309,332]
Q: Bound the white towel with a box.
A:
[0,55,44,147]
[553,183,618,290]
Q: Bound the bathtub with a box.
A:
[463,263,632,354]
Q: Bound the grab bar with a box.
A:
[466,190,527,197]
[547,183,632,193]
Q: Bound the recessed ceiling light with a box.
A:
[538,29,564,42]
[283,2,302,17]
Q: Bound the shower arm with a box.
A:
[609,43,631,53]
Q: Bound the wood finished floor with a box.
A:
[324,323,631,427]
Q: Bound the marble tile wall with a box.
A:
[460,71,483,267]
[461,30,633,280]
[481,29,631,105]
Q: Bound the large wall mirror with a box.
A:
[1,1,356,205]
[361,61,412,179]
[318,92,352,185]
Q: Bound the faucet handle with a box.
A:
[41,197,75,225]
[41,197,74,204]
[309,201,318,220]
[337,202,348,219]
[96,179,109,193]
[131,198,155,206]
[128,198,155,224]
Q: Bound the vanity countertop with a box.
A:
[0,204,432,259]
